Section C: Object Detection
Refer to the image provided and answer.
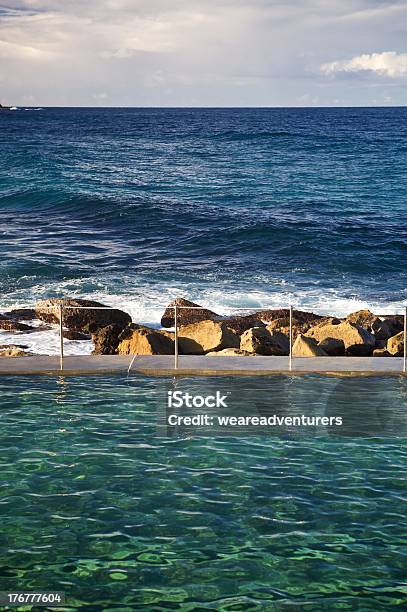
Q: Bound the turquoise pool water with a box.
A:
[0,375,406,610]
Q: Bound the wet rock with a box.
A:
[35,298,131,332]
[161,298,218,328]
[305,320,375,356]
[387,332,404,356]
[0,343,29,349]
[118,326,174,355]
[240,327,289,356]
[63,330,91,341]
[2,308,36,320]
[178,320,239,355]
[0,319,35,332]
[292,335,327,357]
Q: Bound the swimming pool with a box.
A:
[0,374,406,609]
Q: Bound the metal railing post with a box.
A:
[289,304,293,372]
[404,306,406,374]
[174,303,179,370]
[59,304,64,371]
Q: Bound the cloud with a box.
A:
[321,51,407,78]
[2,1,407,105]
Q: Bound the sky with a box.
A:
[1,0,407,107]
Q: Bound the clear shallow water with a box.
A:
[0,374,406,610]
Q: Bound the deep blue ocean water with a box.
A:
[1,107,406,321]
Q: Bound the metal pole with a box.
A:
[174,303,179,370]
[59,304,64,371]
[289,304,293,372]
[404,306,406,374]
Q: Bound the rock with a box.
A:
[63,330,91,340]
[206,348,257,356]
[118,326,174,355]
[35,298,131,332]
[0,343,29,349]
[178,320,239,355]
[317,316,342,326]
[91,324,126,355]
[2,308,36,320]
[387,332,404,356]
[305,320,375,356]
[253,308,324,327]
[221,315,265,335]
[0,319,35,332]
[292,335,327,357]
[161,298,218,328]
[266,317,309,342]
[373,348,391,357]
[346,310,403,343]
[318,337,345,356]
[372,317,403,342]
[0,347,29,357]
[346,309,379,330]
[240,327,289,356]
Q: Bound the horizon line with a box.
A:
[6,104,407,109]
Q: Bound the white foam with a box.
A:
[1,286,405,356]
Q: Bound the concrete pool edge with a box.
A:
[0,355,405,377]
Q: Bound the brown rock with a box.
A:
[221,315,265,335]
[373,348,391,357]
[92,324,125,355]
[372,318,403,342]
[253,308,324,326]
[206,348,256,356]
[292,335,327,357]
[63,330,91,340]
[387,332,404,356]
[266,317,309,342]
[2,308,36,320]
[240,327,289,356]
[0,344,29,349]
[0,347,29,357]
[118,326,174,355]
[305,320,375,356]
[0,319,35,332]
[35,298,131,332]
[161,298,218,328]
[178,320,239,355]
[318,337,345,356]
[346,309,379,330]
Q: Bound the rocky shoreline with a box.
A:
[0,297,405,358]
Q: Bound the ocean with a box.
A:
[1,107,407,323]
